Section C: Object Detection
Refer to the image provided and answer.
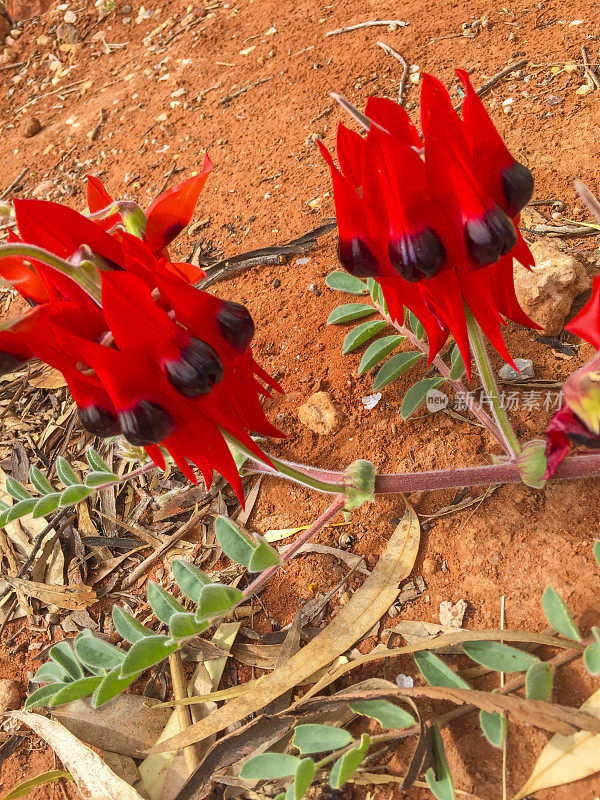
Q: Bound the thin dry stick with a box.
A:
[326,20,408,37]
[453,58,528,111]
[377,41,408,105]
[219,77,273,105]
[581,45,600,90]
[169,651,200,775]
[574,178,600,224]
[0,168,28,201]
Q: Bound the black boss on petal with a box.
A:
[338,237,381,277]
[464,205,517,267]
[78,405,121,438]
[119,400,175,446]
[501,160,534,218]
[166,338,224,397]
[217,301,255,353]
[388,227,446,282]
[0,351,28,377]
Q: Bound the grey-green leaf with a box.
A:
[59,484,92,506]
[449,345,466,380]
[48,676,102,707]
[195,584,243,620]
[6,498,37,522]
[414,650,470,690]
[32,493,61,518]
[25,683,69,710]
[33,662,70,685]
[5,476,31,502]
[172,558,211,603]
[406,310,425,340]
[342,321,387,354]
[292,724,353,754]
[240,753,302,780]
[29,467,54,495]
[325,271,368,295]
[425,724,455,800]
[594,541,600,569]
[55,457,79,487]
[479,710,506,749]
[247,535,281,572]
[584,639,600,675]
[401,377,445,420]
[92,667,137,707]
[214,516,255,568]
[49,641,84,681]
[112,606,154,644]
[148,581,186,624]
[286,758,315,800]
[357,335,404,376]
[74,633,125,674]
[349,699,414,729]
[372,352,423,391]
[327,303,375,325]
[84,471,119,488]
[525,662,554,701]
[329,733,370,789]
[119,635,178,678]
[169,612,209,639]
[86,447,111,473]
[542,586,581,641]
[462,641,540,673]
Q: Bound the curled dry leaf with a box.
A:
[1,575,96,610]
[512,688,600,799]
[12,712,145,800]
[152,504,421,753]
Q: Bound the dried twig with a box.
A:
[0,61,25,73]
[581,45,600,90]
[453,58,528,111]
[326,20,408,37]
[169,651,200,774]
[0,168,28,201]
[574,178,600,224]
[377,41,408,105]
[219,77,273,105]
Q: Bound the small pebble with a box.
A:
[551,211,562,220]
[509,31,518,42]
[121,3,132,11]
[22,116,42,138]
[272,278,281,288]
[0,679,22,712]
[552,201,565,212]
[498,358,534,381]
[395,674,414,688]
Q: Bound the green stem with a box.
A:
[465,308,521,460]
[0,242,101,304]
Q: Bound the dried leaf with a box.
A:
[512,688,600,799]
[392,621,464,654]
[1,574,95,610]
[28,366,68,389]
[12,712,145,800]
[153,505,420,752]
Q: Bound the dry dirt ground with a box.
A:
[1,0,600,797]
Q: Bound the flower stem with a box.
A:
[0,242,101,304]
[465,307,521,460]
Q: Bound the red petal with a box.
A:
[336,123,365,189]
[566,275,600,349]
[145,154,213,253]
[364,96,422,148]
[86,175,114,212]
[163,261,206,284]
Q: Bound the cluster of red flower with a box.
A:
[0,155,282,497]
[319,69,537,371]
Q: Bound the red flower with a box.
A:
[544,402,600,478]
[0,165,282,499]
[319,69,538,373]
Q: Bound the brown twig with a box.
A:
[326,20,408,37]
[0,169,28,201]
[453,58,528,111]
[377,41,408,105]
[581,46,600,90]
[219,77,273,105]
[169,651,200,775]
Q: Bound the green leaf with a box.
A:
[325,271,368,295]
[86,447,111,473]
[594,540,600,569]
[425,724,455,800]
[542,586,581,640]
[366,277,381,306]
[84,470,119,487]
[406,310,425,340]
[29,467,54,495]
[247,535,282,572]
[6,498,37,522]
[55,457,79,487]
[342,321,387,354]
[148,581,186,624]
[372,352,423,391]
[33,662,70,684]
[49,641,85,680]
[73,633,125,674]
[214,516,255,567]
[2,770,72,799]
[0,510,9,529]
[525,662,554,701]
[119,635,178,678]
[48,676,102,707]
[448,345,466,380]
[414,650,470,689]
[462,641,540,673]
[584,638,600,675]
[92,666,137,707]
[357,335,404,376]
[5,476,31,501]
[343,459,375,511]
[169,612,210,639]
[240,753,302,780]
[25,683,69,710]
[172,558,211,603]
[329,733,370,789]
[401,377,445,420]
[32,493,61,518]
[349,699,414,729]
[292,724,353,754]
[327,303,375,325]
[479,710,506,749]
[195,584,243,620]
[286,758,315,800]
[112,606,154,643]
[59,484,92,506]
